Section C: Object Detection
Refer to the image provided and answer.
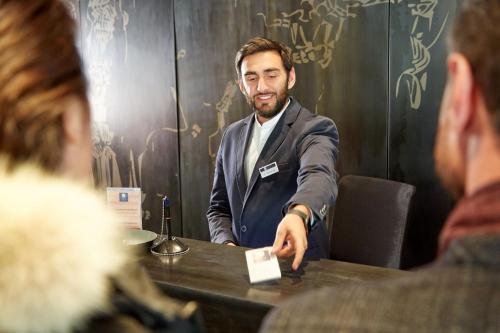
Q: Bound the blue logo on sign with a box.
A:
[119,193,128,202]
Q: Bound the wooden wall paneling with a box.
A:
[175,0,390,240]
[81,0,181,235]
[388,0,463,267]
[174,0,269,240]
[73,0,468,267]
[258,1,390,178]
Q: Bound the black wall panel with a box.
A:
[175,0,390,240]
[174,0,266,240]
[73,0,463,267]
[257,1,390,178]
[81,0,181,235]
[389,1,462,267]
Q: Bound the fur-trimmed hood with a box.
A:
[0,164,128,333]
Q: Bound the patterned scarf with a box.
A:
[439,181,500,255]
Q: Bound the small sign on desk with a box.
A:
[245,247,281,284]
[107,187,142,229]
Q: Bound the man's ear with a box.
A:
[447,53,475,133]
[62,97,87,145]
[287,67,296,89]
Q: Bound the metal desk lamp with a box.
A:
[151,196,189,256]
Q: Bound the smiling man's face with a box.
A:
[239,50,295,122]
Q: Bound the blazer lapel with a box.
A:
[243,98,301,206]
[235,114,255,200]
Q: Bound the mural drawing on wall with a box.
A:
[257,0,449,110]
[77,0,457,237]
[86,0,129,122]
[208,81,239,163]
[395,1,449,109]
[175,50,203,138]
[85,0,132,189]
[81,0,453,188]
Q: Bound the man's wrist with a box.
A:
[287,205,311,234]
[223,240,236,245]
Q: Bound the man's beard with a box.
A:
[251,91,288,119]
[245,80,289,119]
[434,123,465,199]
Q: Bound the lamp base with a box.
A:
[150,236,189,256]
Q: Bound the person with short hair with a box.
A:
[260,1,500,331]
[207,37,339,270]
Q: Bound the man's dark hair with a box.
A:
[235,37,293,79]
[451,0,500,130]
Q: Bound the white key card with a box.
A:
[245,247,282,284]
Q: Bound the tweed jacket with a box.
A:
[260,234,500,333]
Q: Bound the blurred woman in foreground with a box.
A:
[0,0,202,331]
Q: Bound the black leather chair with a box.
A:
[330,175,416,269]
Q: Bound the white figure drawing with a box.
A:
[92,122,122,188]
[396,0,449,109]
[208,81,239,162]
[86,0,129,123]
[257,0,400,69]
[86,0,132,188]
[258,0,449,110]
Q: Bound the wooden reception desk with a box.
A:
[141,238,408,333]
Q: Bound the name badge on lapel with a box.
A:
[259,162,279,179]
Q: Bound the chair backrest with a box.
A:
[330,175,415,269]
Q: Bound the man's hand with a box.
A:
[271,205,309,270]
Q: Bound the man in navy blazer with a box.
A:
[207,37,339,270]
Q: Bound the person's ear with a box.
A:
[287,67,296,89]
[62,97,87,145]
[447,53,475,133]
